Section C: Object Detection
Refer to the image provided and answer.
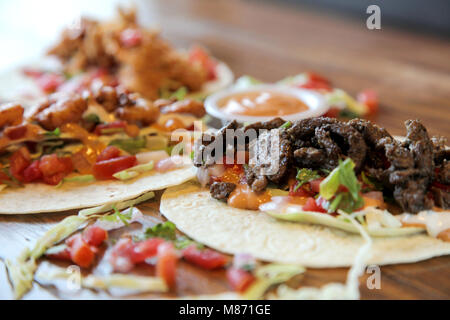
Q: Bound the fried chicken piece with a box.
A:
[48,8,207,100]
[159,99,206,118]
[0,103,24,130]
[115,97,159,126]
[33,94,88,131]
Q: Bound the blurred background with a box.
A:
[0,0,449,136]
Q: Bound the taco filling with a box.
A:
[193,117,450,240]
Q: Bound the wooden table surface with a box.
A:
[0,0,449,300]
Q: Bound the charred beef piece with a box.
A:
[432,186,450,209]
[210,182,236,200]
[193,120,239,167]
[246,128,292,191]
[289,117,367,172]
[376,120,435,213]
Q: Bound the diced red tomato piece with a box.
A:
[130,238,165,264]
[9,147,31,181]
[156,242,178,288]
[38,154,67,177]
[323,107,340,118]
[303,197,327,213]
[357,89,378,115]
[68,234,95,268]
[82,226,108,246]
[0,170,10,182]
[182,245,228,270]
[42,172,65,185]
[38,154,73,185]
[289,182,313,197]
[309,178,324,194]
[120,28,142,48]
[92,155,137,180]
[189,46,217,80]
[46,246,71,261]
[307,72,330,85]
[94,121,127,135]
[109,238,135,273]
[22,68,44,79]
[22,160,42,182]
[36,73,64,93]
[226,267,255,293]
[96,146,121,162]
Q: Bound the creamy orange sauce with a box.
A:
[228,184,271,210]
[218,91,309,117]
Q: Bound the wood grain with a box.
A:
[0,0,449,300]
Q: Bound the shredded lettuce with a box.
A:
[242,264,305,300]
[109,136,147,154]
[233,75,263,89]
[326,89,368,116]
[144,221,177,241]
[113,161,154,181]
[79,191,155,217]
[319,159,363,213]
[36,265,168,293]
[170,87,188,100]
[265,209,423,237]
[294,168,320,191]
[63,174,95,183]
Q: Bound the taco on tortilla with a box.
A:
[160,117,450,267]
[0,85,200,214]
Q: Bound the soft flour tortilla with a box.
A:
[160,181,450,267]
[0,160,196,214]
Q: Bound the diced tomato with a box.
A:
[22,68,44,79]
[130,238,165,264]
[22,160,42,182]
[42,172,64,185]
[182,245,228,270]
[357,89,378,115]
[38,154,67,177]
[94,121,127,135]
[92,155,137,180]
[96,146,121,162]
[36,73,64,93]
[82,226,108,246]
[303,197,327,213]
[109,238,135,273]
[307,72,330,85]
[38,154,73,185]
[9,147,31,181]
[156,242,178,288]
[226,267,255,293]
[120,28,142,48]
[4,124,27,140]
[309,178,324,194]
[68,234,95,268]
[46,246,71,261]
[189,46,217,80]
[323,107,340,118]
[289,182,313,197]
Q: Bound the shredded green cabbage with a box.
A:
[112,161,154,181]
[36,266,168,293]
[63,175,95,183]
[242,263,305,300]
